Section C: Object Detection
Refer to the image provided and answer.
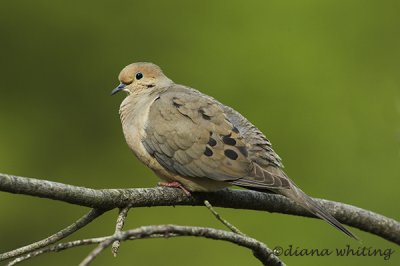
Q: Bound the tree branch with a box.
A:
[1,172,399,245]
[5,225,283,266]
[204,200,245,235]
[111,207,130,257]
[79,225,282,266]
[6,237,109,266]
[0,208,105,261]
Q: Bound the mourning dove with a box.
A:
[112,62,356,239]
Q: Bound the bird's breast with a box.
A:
[119,94,172,177]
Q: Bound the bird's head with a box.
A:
[111,62,172,95]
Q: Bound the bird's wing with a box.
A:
[143,85,290,189]
[222,105,283,168]
[220,104,291,188]
[143,85,250,181]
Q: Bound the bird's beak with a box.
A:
[111,83,126,95]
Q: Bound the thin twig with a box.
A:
[111,207,130,257]
[0,208,105,261]
[7,237,109,266]
[204,200,245,235]
[79,225,284,266]
[7,234,177,266]
[1,173,399,245]
[6,225,284,266]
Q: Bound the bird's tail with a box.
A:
[279,183,358,240]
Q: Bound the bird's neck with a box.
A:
[119,87,165,125]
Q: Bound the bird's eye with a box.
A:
[135,72,143,80]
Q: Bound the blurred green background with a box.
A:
[0,0,399,265]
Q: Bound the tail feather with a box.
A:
[280,184,359,240]
[232,170,358,239]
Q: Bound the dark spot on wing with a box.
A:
[224,149,238,160]
[198,109,211,120]
[232,127,240,133]
[204,147,213,157]
[208,137,217,147]
[222,134,236,145]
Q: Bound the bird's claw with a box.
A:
[158,181,192,196]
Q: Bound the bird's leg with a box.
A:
[158,181,192,196]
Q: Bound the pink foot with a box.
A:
[158,181,192,196]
